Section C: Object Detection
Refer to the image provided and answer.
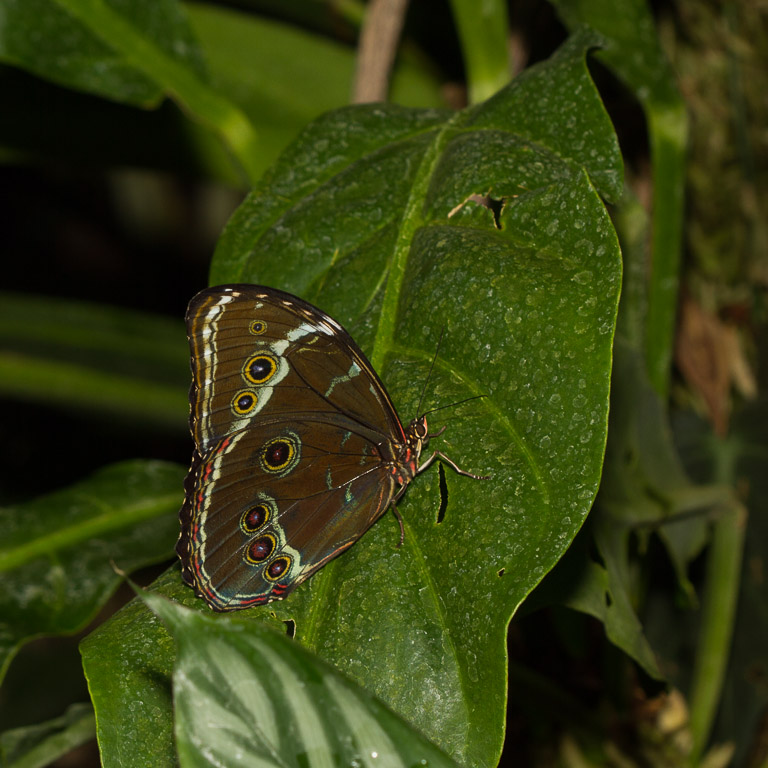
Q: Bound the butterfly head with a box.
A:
[408,414,430,444]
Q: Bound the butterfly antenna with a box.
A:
[416,326,445,417]
[421,394,487,419]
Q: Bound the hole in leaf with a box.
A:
[604,591,613,608]
[284,619,296,638]
[436,462,448,524]
[497,568,505,578]
[448,192,506,229]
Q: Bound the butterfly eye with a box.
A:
[260,434,300,474]
[232,390,257,415]
[265,556,291,581]
[243,354,277,385]
[249,320,267,335]
[409,417,428,440]
[240,502,272,533]
[244,534,276,564]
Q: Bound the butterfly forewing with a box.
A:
[186,286,404,454]
[178,285,406,610]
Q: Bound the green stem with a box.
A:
[688,441,746,762]
[644,100,688,398]
[448,0,510,104]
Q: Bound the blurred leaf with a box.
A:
[222,0,363,35]
[0,0,204,107]
[552,0,688,397]
[0,702,95,768]
[187,1,443,120]
[184,1,443,182]
[525,530,660,679]
[0,0,259,179]
[0,1,444,182]
[590,303,712,680]
[143,591,462,768]
[0,460,184,684]
[0,292,188,427]
[85,29,623,768]
[590,173,729,682]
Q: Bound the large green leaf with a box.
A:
[0,460,184,683]
[82,29,623,768]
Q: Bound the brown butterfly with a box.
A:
[177,285,487,611]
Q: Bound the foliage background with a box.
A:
[0,0,766,767]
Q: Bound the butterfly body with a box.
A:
[177,285,482,612]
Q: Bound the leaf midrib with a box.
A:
[0,492,178,572]
[299,114,461,648]
[369,113,462,372]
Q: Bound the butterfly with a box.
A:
[177,284,487,611]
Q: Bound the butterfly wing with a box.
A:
[177,285,406,610]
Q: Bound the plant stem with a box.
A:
[688,439,746,762]
[449,0,510,104]
[644,100,688,398]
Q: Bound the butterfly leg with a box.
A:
[418,450,490,480]
[390,504,406,547]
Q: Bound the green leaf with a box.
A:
[0,292,189,427]
[0,460,184,684]
[523,517,662,679]
[183,1,443,181]
[587,188,732,679]
[142,590,462,768]
[83,29,623,768]
[0,702,95,768]
[187,1,444,123]
[0,1,445,182]
[524,529,661,679]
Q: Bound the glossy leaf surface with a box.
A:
[84,29,623,768]
[552,0,688,396]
